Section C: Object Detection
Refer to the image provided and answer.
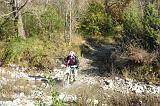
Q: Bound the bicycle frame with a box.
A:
[63,65,77,86]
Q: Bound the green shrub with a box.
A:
[119,1,160,82]
[122,1,159,50]
[78,1,113,37]
[23,5,64,38]
[1,37,54,68]
[1,34,82,69]
[0,5,64,40]
[0,19,15,40]
[45,75,64,106]
[143,3,160,43]
[123,0,143,38]
[2,37,44,65]
[36,75,64,106]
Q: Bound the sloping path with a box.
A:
[57,42,160,103]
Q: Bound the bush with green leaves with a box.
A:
[36,74,64,106]
[78,1,113,37]
[123,0,143,38]
[23,5,64,38]
[143,3,160,43]
[1,36,59,69]
[45,75,64,106]
[1,37,44,65]
[119,1,160,83]
[0,5,67,69]
[0,19,15,40]
[122,1,160,50]
[1,34,81,69]
[0,5,64,40]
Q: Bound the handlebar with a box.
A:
[70,65,78,68]
[61,64,78,68]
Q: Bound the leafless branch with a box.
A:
[0,10,17,18]
[0,0,29,18]
[0,0,10,4]
[18,0,29,11]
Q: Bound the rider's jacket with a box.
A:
[64,55,79,66]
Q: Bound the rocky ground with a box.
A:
[0,58,160,106]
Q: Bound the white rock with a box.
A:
[102,104,108,106]
[25,101,35,106]
[1,69,5,74]
[115,77,119,80]
[107,95,111,97]
[0,101,13,106]
[32,85,36,88]
[108,81,114,88]
[135,88,142,94]
[2,77,6,81]
[157,86,160,93]
[13,98,21,104]
[71,95,77,101]
[20,92,25,97]
[86,99,92,103]
[93,99,98,105]
[16,67,19,71]
[59,93,66,100]
[11,73,16,78]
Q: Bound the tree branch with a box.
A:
[0,0,10,4]
[18,0,29,10]
[0,10,17,18]
[0,0,29,18]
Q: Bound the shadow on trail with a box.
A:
[28,75,63,86]
[80,38,116,76]
[80,37,139,77]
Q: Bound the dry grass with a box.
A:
[0,41,6,60]
[0,78,32,100]
[0,71,44,101]
[128,47,157,64]
[106,91,160,106]
[64,83,160,106]
[0,33,83,70]
[70,34,84,57]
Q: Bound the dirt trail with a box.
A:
[55,41,160,104]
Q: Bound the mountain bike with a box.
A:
[63,65,78,86]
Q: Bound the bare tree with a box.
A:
[63,0,90,43]
[105,0,132,24]
[64,0,72,44]
[0,0,29,39]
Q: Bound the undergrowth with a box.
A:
[1,34,82,70]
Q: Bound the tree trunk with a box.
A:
[64,0,72,44]
[64,1,69,43]
[45,0,50,7]
[12,0,26,39]
[17,11,26,39]
[69,0,72,43]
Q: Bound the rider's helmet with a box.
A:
[69,51,75,57]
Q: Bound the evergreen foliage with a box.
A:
[23,5,64,38]
[143,3,160,43]
[122,1,160,50]
[123,0,143,38]
[78,1,113,37]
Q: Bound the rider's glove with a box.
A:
[61,64,67,68]
[76,65,79,69]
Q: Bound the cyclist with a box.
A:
[64,51,79,81]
